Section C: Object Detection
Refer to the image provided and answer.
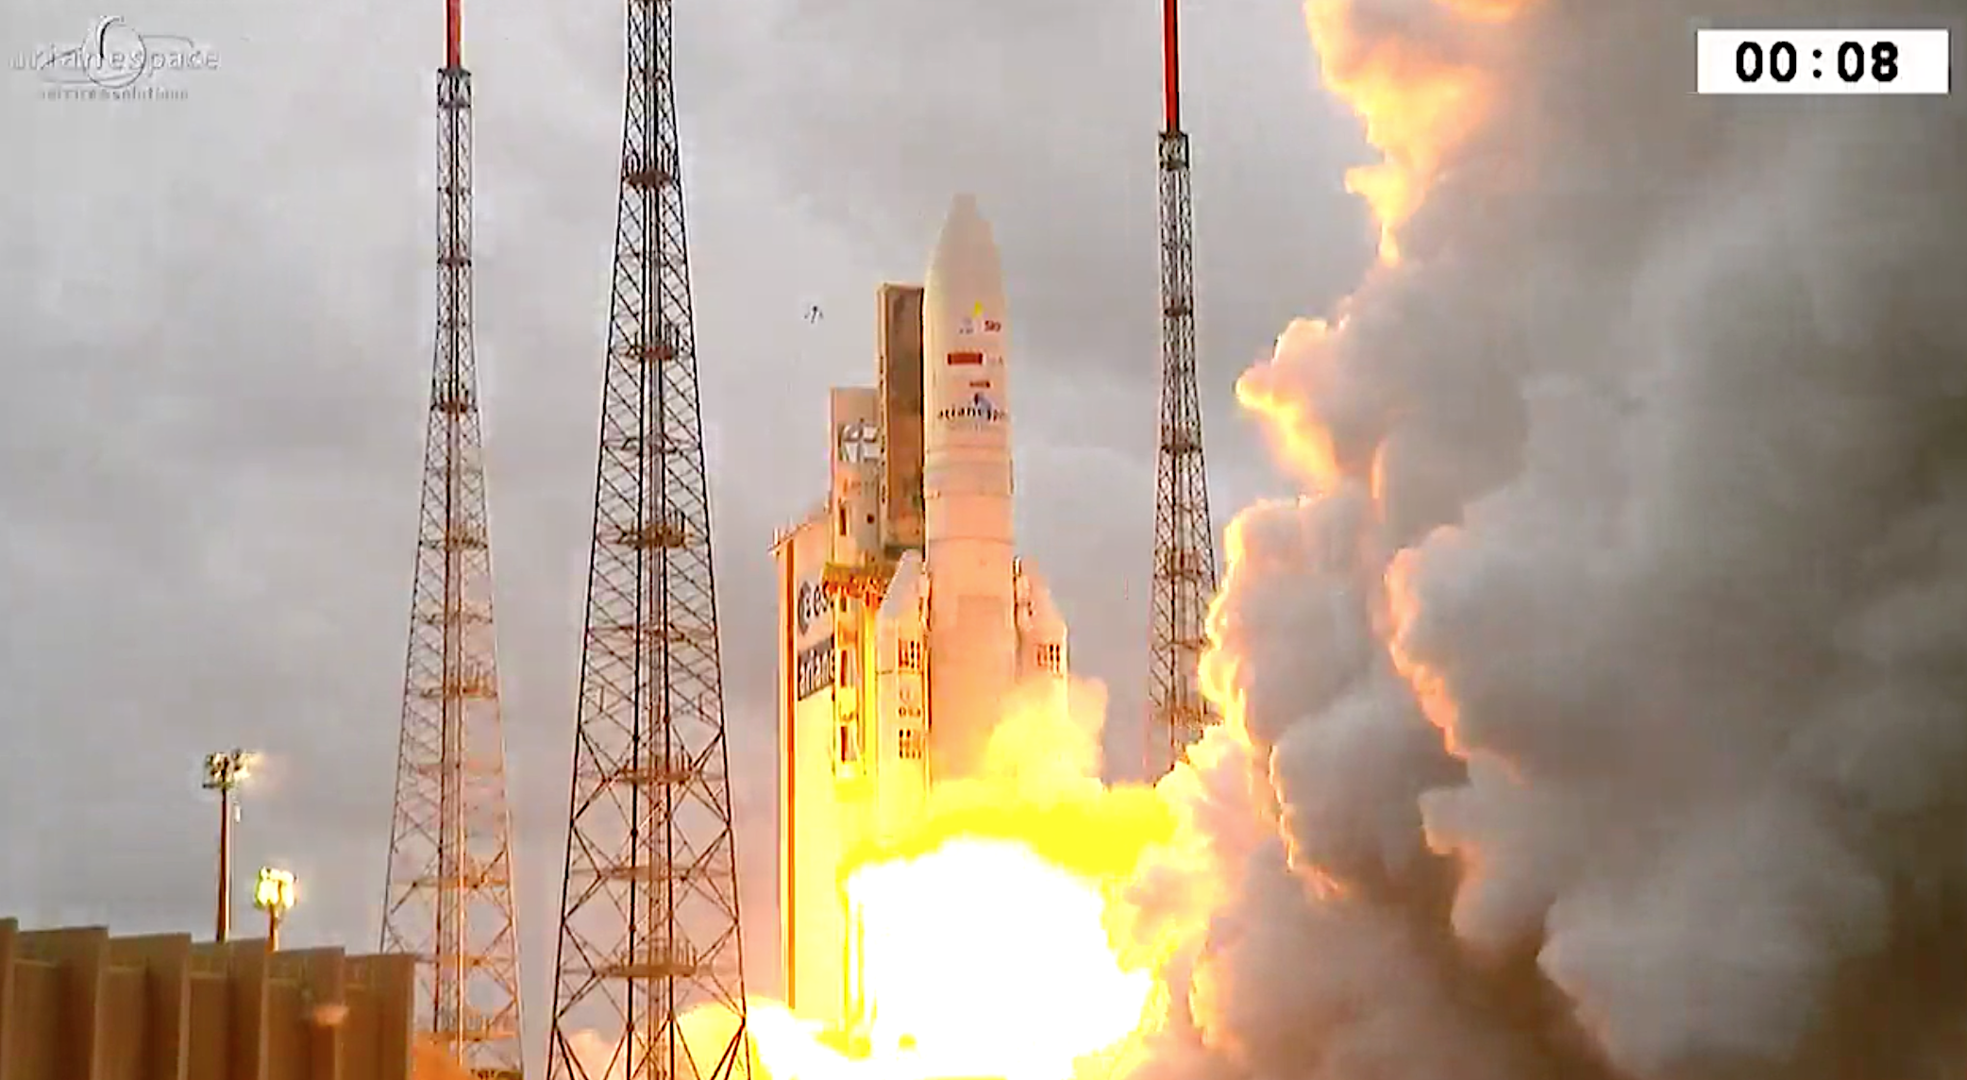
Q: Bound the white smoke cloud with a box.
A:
[411,1039,479,1080]
[1126,1,1967,1079]
[556,1014,758,1080]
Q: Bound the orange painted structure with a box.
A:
[0,917,418,1080]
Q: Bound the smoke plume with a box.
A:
[1124,2,1967,1080]
[411,1038,479,1080]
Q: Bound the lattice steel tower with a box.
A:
[1149,0,1220,775]
[544,0,751,1074]
[378,0,526,1073]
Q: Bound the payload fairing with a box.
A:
[773,195,1070,1037]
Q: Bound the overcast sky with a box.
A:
[0,0,1375,1063]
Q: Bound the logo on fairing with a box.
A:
[936,393,1005,425]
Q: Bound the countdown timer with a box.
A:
[1697,29,1950,94]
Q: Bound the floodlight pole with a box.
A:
[218,786,233,942]
[203,749,252,943]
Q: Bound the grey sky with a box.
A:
[0,0,1373,1067]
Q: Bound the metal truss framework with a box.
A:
[380,53,527,1079]
[1149,0,1221,776]
[545,0,752,1076]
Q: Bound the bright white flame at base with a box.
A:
[847,838,1154,1080]
[737,835,1156,1080]
[606,680,1175,1080]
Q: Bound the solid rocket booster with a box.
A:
[921,194,1016,780]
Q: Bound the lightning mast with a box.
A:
[544,0,751,1072]
[1148,0,1220,775]
[378,0,527,1070]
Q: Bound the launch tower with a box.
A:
[1148,0,1220,774]
[545,0,752,1075]
[378,0,527,1071]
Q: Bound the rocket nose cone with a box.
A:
[930,193,998,274]
[944,193,983,236]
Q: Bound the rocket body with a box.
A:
[774,195,1069,1039]
[921,196,1017,780]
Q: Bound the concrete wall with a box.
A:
[0,917,415,1080]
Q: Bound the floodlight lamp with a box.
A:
[202,749,255,791]
[254,867,296,914]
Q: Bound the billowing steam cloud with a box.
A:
[1124,1,1967,1079]
[412,1038,482,1080]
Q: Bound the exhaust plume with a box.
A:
[1127,2,1967,1080]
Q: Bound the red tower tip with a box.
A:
[446,0,461,67]
[1162,0,1180,131]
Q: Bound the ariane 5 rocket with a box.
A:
[772,194,1070,1038]
[921,194,1020,780]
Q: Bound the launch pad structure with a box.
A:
[376,0,527,1070]
[359,0,1219,1069]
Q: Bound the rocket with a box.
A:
[774,194,1070,1038]
[919,194,1018,780]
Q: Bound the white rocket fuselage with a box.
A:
[920,196,1016,780]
